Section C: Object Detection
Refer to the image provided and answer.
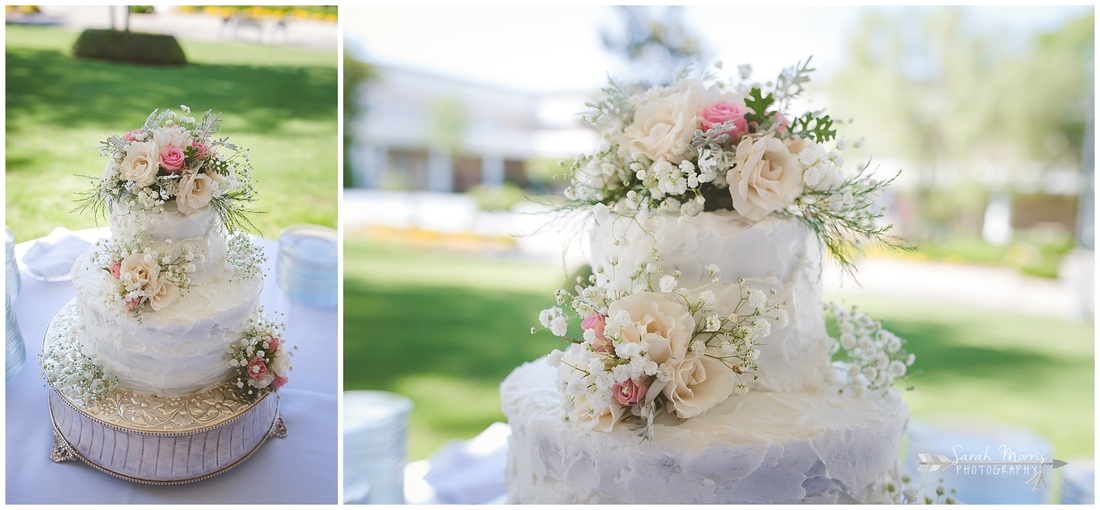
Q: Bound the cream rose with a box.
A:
[622,79,707,164]
[571,394,625,432]
[120,140,161,188]
[662,355,736,419]
[269,349,291,377]
[119,252,159,287]
[608,292,695,365]
[177,171,215,214]
[726,135,804,221]
[152,126,193,152]
[147,278,180,311]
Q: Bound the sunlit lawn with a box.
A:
[6,24,338,241]
[344,236,1094,462]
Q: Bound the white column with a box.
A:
[428,149,452,192]
[481,154,505,188]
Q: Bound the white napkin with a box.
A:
[422,422,511,504]
[21,227,91,281]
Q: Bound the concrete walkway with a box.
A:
[344,189,1095,322]
[8,6,337,52]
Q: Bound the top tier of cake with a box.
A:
[110,202,227,286]
[588,210,831,392]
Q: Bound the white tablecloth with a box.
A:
[6,228,338,504]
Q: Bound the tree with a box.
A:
[601,6,705,87]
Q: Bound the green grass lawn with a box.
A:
[5,24,337,241]
[344,237,1094,461]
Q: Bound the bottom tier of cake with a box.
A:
[501,358,909,504]
[44,301,286,484]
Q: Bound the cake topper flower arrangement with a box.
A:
[562,58,906,271]
[79,105,257,232]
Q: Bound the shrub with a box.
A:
[72,29,187,66]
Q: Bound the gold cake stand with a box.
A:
[44,300,287,485]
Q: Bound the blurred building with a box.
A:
[346,64,598,192]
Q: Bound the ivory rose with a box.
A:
[662,355,736,419]
[622,79,707,164]
[607,292,694,365]
[699,102,749,143]
[120,140,161,187]
[153,126,192,152]
[270,349,291,377]
[147,278,180,311]
[119,252,158,287]
[572,393,625,432]
[726,135,803,221]
[159,146,186,172]
[177,171,215,214]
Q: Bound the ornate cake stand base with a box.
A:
[44,300,287,485]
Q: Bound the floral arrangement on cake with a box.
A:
[536,261,785,438]
[563,58,905,271]
[41,326,119,406]
[826,302,916,397]
[78,105,257,231]
[227,309,295,400]
[90,237,195,316]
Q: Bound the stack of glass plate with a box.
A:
[277,224,337,307]
[344,390,414,504]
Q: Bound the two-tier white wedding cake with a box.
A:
[502,61,916,503]
[41,107,293,483]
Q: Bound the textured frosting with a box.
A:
[502,358,909,504]
[71,246,262,397]
[110,202,227,285]
[589,211,831,392]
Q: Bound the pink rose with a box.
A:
[190,140,209,160]
[123,129,143,142]
[272,376,289,390]
[582,313,611,353]
[109,261,121,279]
[159,146,186,172]
[268,336,280,352]
[247,357,268,380]
[612,378,648,406]
[700,102,749,143]
[125,297,142,311]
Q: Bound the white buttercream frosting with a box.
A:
[502,358,909,504]
[110,201,227,285]
[71,245,261,397]
[589,210,831,391]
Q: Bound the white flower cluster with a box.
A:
[226,232,266,281]
[40,333,117,406]
[536,261,784,438]
[92,237,195,316]
[826,302,916,397]
[226,308,294,400]
[82,106,257,233]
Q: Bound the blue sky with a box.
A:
[343,5,1092,94]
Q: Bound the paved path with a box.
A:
[9,6,337,51]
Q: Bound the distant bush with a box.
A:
[466,183,528,212]
[72,29,187,66]
[129,6,155,14]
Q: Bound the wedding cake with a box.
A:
[501,61,916,503]
[41,107,293,483]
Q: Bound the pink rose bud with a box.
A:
[268,336,280,352]
[247,357,268,380]
[272,376,289,390]
[700,102,750,143]
[123,129,142,142]
[190,140,208,159]
[126,297,142,311]
[773,112,789,133]
[613,378,648,406]
[582,313,611,352]
[160,145,186,172]
[109,261,121,279]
